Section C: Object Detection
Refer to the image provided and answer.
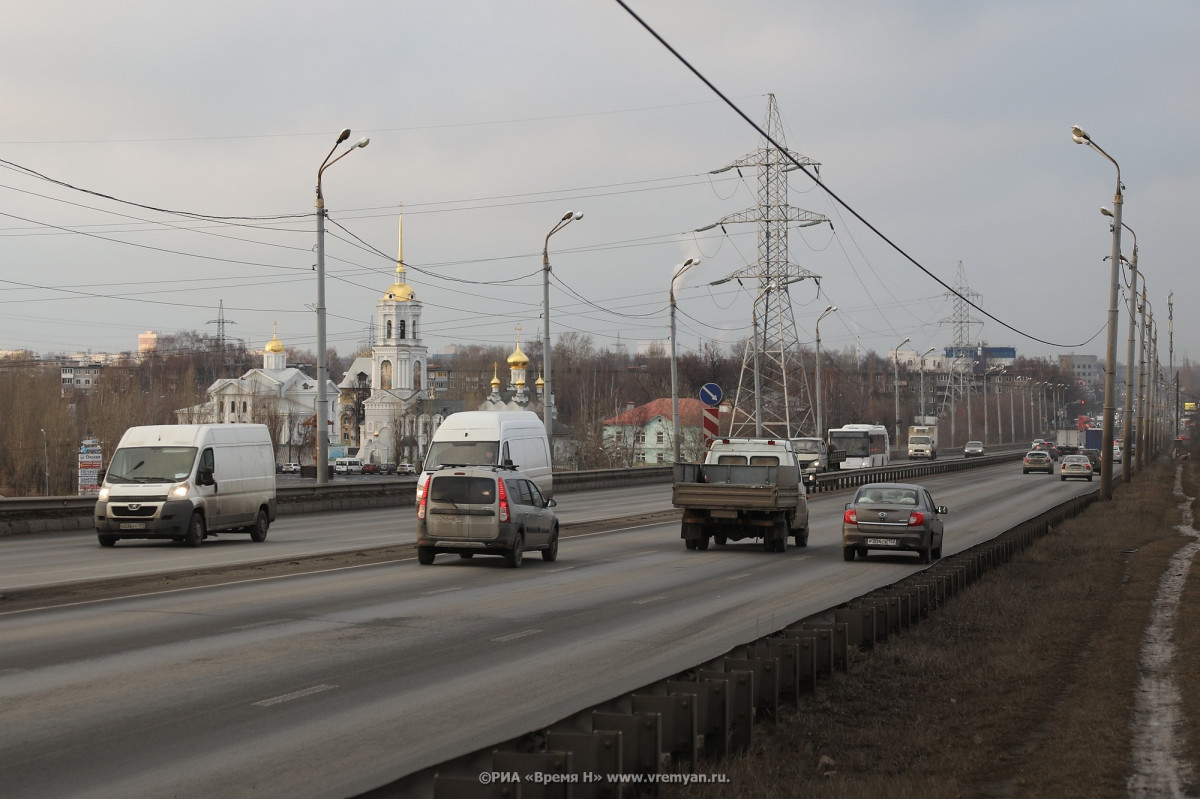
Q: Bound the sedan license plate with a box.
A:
[866,538,897,546]
[119,522,146,530]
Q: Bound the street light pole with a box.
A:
[893,337,910,453]
[1072,125,1123,500]
[670,257,701,463]
[815,305,837,439]
[918,346,935,420]
[315,128,369,485]
[40,428,48,496]
[542,211,583,451]
[1103,206,1138,482]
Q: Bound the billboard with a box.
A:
[78,438,102,496]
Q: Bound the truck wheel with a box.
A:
[794,529,809,548]
[714,535,727,546]
[97,534,117,547]
[417,546,435,565]
[185,513,205,547]
[250,509,269,542]
[505,533,525,568]
[685,539,697,551]
[695,535,710,551]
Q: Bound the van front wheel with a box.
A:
[185,513,205,547]
[250,509,269,542]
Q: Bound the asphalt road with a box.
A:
[0,464,1094,798]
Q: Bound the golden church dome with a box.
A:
[507,340,529,369]
[265,322,285,353]
[383,263,416,302]
[490,363,501,389]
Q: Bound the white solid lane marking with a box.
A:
[253,684,338,708]
[492,629,542,643]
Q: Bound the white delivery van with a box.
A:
[418,411,552,501]
[94,424,277,548]
[334,457,363,475]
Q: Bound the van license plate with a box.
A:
[120,523,147,530]
[866,538,896,546]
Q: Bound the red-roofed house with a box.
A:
[602,397,706,465]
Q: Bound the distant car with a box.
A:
[1036,442,1060,460]
[1031,439,1046,450]
[379,462,398,475]
[1058,444,1080,456]
[842,482,947,564]
[360,462,380,475]
[1060,454,1093,482]
[280,462,301,474]
[1080,448,1101,472]
[1023,450,1054,474]
[1113,443,1123,463]
[416,464,559,568]
[396,463,416,475]
[963,441,985,457]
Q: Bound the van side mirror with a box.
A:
[197,469,215,487]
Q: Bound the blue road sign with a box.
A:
[699,383,723,406]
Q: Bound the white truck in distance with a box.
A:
[907,425,939,460]
[790,437,829,488]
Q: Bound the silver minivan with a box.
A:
[416,465,558,568]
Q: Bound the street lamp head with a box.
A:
[336,128,351,144]
[1100,207,1114,218]
[571,212,584,221]
[354,137,370,149]
[824,304,836,314]
[1071,125,1091,145]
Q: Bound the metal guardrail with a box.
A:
[0,453,1026,537]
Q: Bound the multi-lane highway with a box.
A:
[0,463,1093,798]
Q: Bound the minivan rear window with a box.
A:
[429,476,496,505]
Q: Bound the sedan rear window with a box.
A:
[429,476,496,505]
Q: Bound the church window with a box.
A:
[381,360,392,390]
[386,320,392,339]
[399,319,406,339]
[413,362,422,390]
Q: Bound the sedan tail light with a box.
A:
[907,511,925,527]
[843,509,857,524]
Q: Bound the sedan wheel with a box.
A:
[505,533,525,568]
[843,546,856,562]
[542,528,559,562]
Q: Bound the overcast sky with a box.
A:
[2,1,1196,372]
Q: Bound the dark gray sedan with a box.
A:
[842,482,948,564]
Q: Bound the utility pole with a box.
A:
[697,94,827,438]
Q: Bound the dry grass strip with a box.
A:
[663,462,1190,799]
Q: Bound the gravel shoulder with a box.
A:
[663,459,1198,798]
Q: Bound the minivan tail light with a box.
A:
[907,511,925,527]
[417,491,427,521]
[843,509,857,524]
[497,477,510,523]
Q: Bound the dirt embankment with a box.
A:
[664,460,1199,799]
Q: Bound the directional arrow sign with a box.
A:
[699,383,723,406]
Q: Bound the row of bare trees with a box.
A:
[4,328,1196,496]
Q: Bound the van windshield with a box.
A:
[106,446,197,483]
[792,440,823,454]
[425,440,500,469]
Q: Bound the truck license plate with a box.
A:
[866,538,896,546]
[120,523,147,530]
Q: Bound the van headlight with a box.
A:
[97,487,109,501]
[170,482,191,499]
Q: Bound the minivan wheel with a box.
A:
[417,546,436,565]
[98,534,117,547]
[542,528,559,562]
[185,513,205,547]
[250,509,269,542]
[506,533,525,568]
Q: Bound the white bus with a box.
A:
[828,423,890,469]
